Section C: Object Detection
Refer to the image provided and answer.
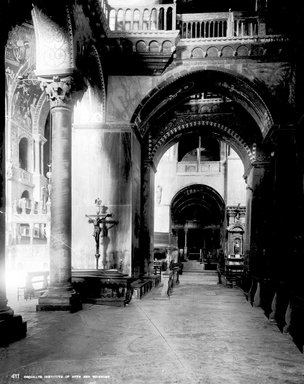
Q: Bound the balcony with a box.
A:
[100,2,262,40]
[178,11,260,40]
[107,3,177,34]
[177,161,221,174]
[98,2,287,65]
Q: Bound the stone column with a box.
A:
[184,227,188,258]
[269,127,299,282]
[37,76,80,311]
[29,223,34,245]
[40,141,44,176]
[173,0,177,30]
[33,134,40,174]
[141,161,155,276]
[243,160,272,277]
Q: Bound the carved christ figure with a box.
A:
[89,217,101,255]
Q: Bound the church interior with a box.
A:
[1,0,304,382]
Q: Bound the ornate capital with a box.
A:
[41,76,73,108]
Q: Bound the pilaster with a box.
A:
[266,126,298,281]
[140,159,156,276]
[243,160,272,277]
[72,122,142,277]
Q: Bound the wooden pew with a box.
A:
[17,271,49,300]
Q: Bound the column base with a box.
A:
[0,315,27,346]
[36,288,82,312]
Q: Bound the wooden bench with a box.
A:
[131,279,153,299]
[224,257,244,286]
[17,271,49,300]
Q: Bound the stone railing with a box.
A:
[177,161,221,174]
[18,168,33,185]
[13,198,50,216]
[178,11,260,39]
[107,3,177,32]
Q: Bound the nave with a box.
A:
[1,269,304,384]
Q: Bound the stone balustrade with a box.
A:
[177,161,221,174]
[178,11,259,39]
[102,3,261,39]
[18,168,33,185]
[107,3,176,32]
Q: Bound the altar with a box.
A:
[72,269,133,307]
[71,199,133,306]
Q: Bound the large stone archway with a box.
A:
[131,67,275,139]
[134,66,274,277]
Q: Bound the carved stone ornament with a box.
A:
[41,76,73,107]
[32,7,74,76]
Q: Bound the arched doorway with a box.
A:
[135,67,274,275]
[171,184,225,265]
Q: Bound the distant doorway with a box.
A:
[170,184,225,265]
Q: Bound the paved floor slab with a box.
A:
[1,273,304,384]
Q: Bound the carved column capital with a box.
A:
[40,76,73,108]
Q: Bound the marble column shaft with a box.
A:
[33,136,41,174]
[49,104,72,288]
[37,77,80,311]
[141,161,155,275]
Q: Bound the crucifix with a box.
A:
[86,198,118,270]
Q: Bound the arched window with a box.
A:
[109,9,116,31]
[158,8,164,30]
[125,9,132,31]
[44,112,51,177]
[19,137,29,171]
[19,190,31,214]
[133,9,140,31]
[143,9,149,30]
[166,7,173,30]
[151,9,157,30]
[117,9,124,31]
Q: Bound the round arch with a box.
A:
[170,184,226,226]
[170,184,226,260]
[131,67,274,139]
[151,119,255,170]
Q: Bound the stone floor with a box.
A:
[1,270,304,384]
